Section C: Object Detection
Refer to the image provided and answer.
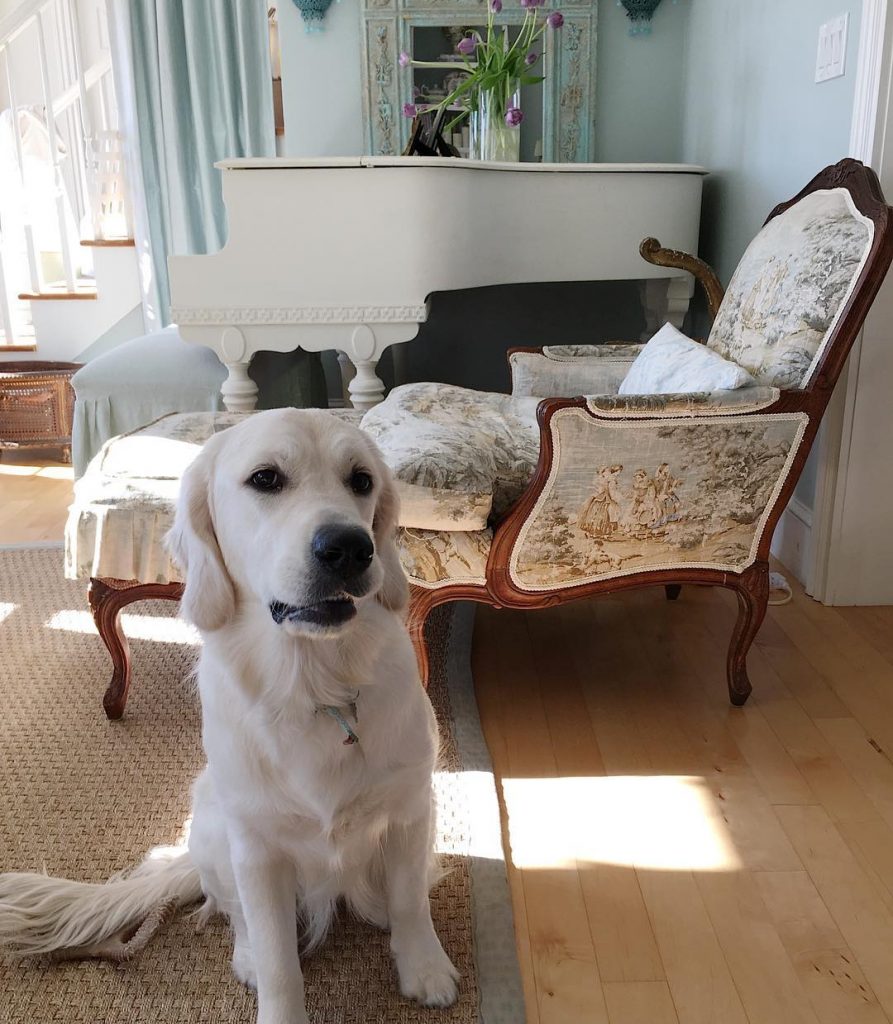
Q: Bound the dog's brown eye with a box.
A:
[350,470,373,495]
[248,468,283,492]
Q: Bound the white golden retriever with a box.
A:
[0,409,459,1024]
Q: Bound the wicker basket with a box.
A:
[0,361,81,462]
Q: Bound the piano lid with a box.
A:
[214,156,708,175]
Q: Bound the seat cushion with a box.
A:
[65,408,364,584]
[619,323,755,395]
[360,383,541,531]
[706,188,874,388]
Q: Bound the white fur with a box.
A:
[0,410,458,1024]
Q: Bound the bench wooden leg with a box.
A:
[88,577,184,720]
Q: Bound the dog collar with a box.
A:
[317,695,360,745]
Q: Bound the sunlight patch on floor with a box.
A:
[0,461,72,479]
[46,609,200,645]
[0,602,18,624]
[34,465,74,481]
[502,775,742,871]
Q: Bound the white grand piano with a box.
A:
[169,157,707,411]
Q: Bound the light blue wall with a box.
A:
[681,0,862,284]
[595,0,689,163]
[278,0,364,156]
[277,0,692,160]
[679,0,862,509]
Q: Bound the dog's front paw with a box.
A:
[395,946,460,1007]
[231,943,257,990]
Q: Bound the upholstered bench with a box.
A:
[65,407,512,718]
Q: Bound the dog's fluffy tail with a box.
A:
[0,845,202,957]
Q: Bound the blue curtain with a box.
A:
[117,0,275,325]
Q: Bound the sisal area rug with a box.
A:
[0,548,523,1024]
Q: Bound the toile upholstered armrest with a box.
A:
[499,393,810,593]
[510,343,645,398]
[583,385,782,419]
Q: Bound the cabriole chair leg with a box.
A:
[726,562,769,707]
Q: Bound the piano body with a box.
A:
[169,157,707,411]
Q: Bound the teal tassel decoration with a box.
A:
[292,0,335,32]
[618,0,665,35]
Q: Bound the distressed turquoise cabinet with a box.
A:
[361,0,598,161]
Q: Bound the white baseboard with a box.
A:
[771,498,814,588]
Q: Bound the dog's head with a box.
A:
[167,409,407,637]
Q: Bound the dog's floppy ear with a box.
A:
[166,446,235,632]
[373,461,409,613]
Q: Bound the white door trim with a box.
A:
[806,0,891,603]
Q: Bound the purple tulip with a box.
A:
[525,50,539,66]
[456,35,477,55]
[505,107,524,127]
[547,10,564,27]
[402,102,417,118]
[490,0,502,11]
[520,0,532,8]
[399,50,411,67]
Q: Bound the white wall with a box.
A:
[820,4,893,605]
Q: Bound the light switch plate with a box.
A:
[816,13,849,83]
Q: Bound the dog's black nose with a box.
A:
[312,525,374,578]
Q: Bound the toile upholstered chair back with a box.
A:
[705,186,875,389]
[365,160,893,708]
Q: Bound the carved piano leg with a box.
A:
[347,358,386,411]
[641,277,696,339]
[337,351,356,404]
[221,360,259,412]
[666,276,695,331]
[640,278,669,341]
[345,324,388,410]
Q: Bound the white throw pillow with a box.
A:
[618,322,755,395]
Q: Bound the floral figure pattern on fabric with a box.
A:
[397,528,491,588]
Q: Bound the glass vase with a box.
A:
[469,80,521,162]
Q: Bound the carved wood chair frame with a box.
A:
[405,159,893,706]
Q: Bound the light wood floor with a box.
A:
[6,457,893,1023]
[0,452,73,543]
[473,589,893,1024]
